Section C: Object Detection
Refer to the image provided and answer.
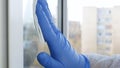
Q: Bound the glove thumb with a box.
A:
[37,52,63,68]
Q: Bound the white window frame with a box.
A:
[8,0,23,68]
[0,0,7,68]
[63,0,68,38]
[58,0,68,38]
[8,0,68,68]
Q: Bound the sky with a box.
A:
[23,0,120,23]
[68,0,120,22]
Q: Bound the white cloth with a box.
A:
[33,0,45,43]
[86,54,120,68]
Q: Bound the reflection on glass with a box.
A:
[23,0,58,68]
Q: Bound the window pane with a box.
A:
[68,0,120,55]
[23,0,58,68]
[68,0,82,53]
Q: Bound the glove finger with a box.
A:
[36,3,56,42]
[37,0,60,34]
[37,52,64,68]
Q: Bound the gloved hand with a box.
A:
[36,0,90,68]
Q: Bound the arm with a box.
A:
[86,54,120,68]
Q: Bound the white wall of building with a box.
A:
[81,7,97,53]
[112,6,120,54]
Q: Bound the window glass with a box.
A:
[68,0,120,55]
[23,0,58,68]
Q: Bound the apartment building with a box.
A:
[81,6,120,55]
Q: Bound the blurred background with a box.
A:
[23,0,120,68]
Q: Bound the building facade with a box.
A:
[81,6,120,55]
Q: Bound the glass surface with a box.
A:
[23,0,58,68]
[68,0,120,55]
[68,0,81,53]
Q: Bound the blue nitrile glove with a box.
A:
[36,0,90,68]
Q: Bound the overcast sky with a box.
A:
[23,0,120,23]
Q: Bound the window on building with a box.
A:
[8,0,120,68]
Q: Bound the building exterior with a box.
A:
[81,6,120,55]
[112,6,120,55]
[81,7,97,54]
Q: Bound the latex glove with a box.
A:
[36,0,90,68]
